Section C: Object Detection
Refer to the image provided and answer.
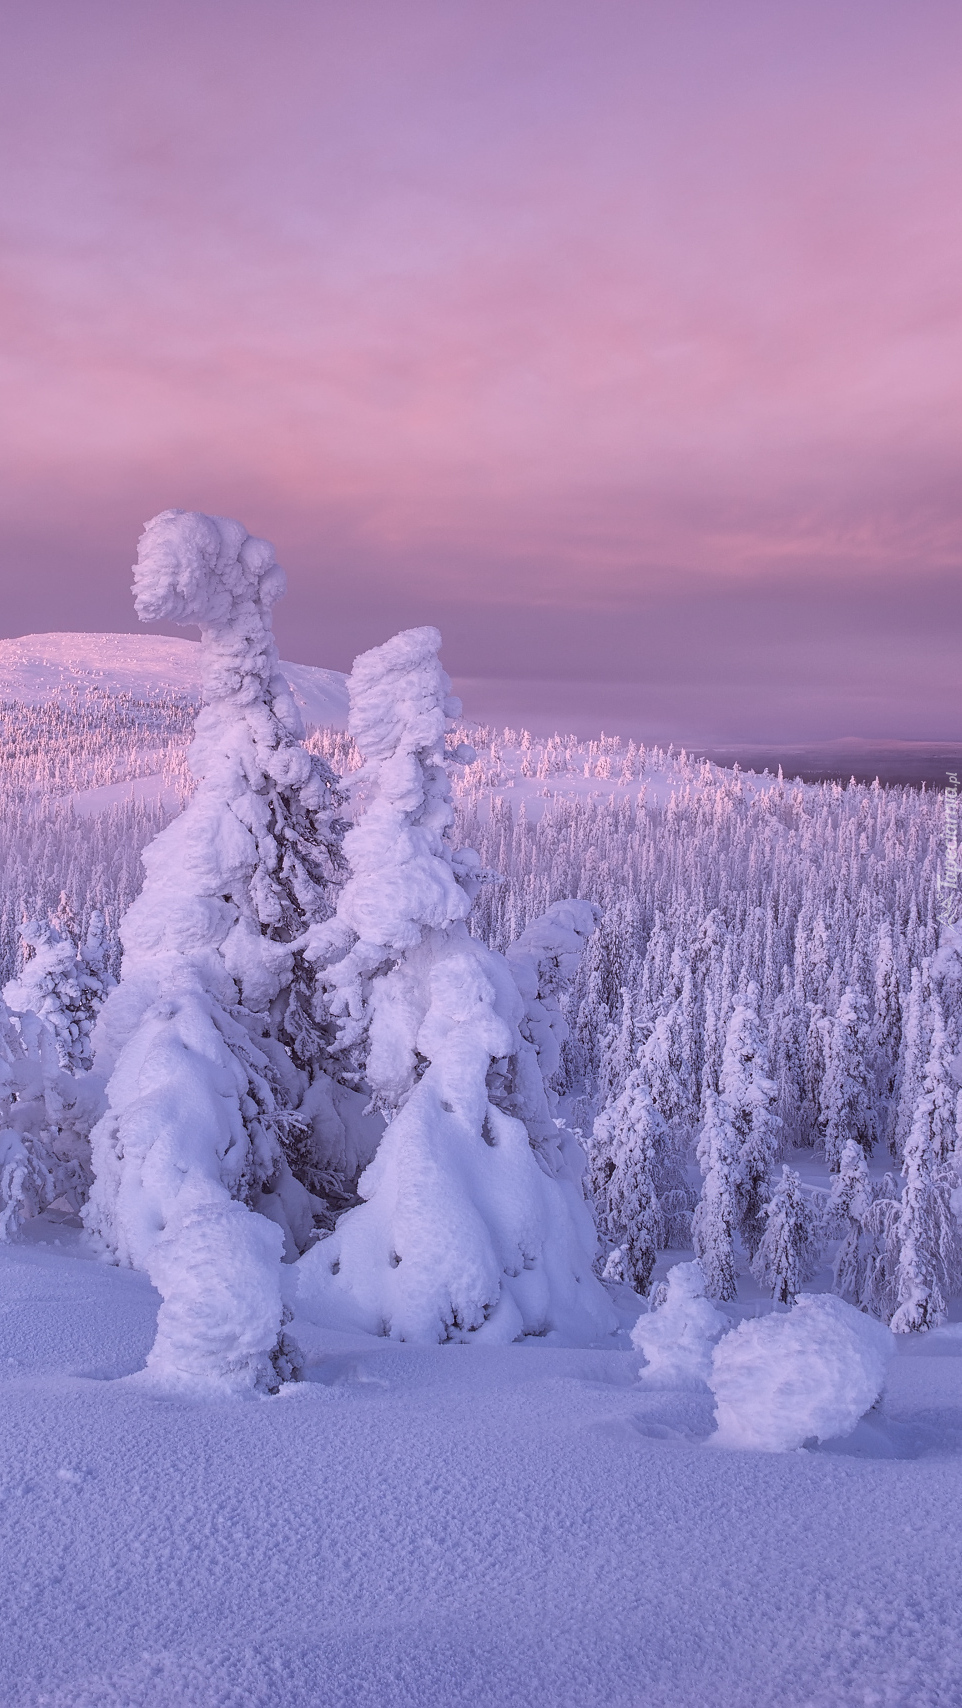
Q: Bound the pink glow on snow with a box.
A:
[2,2,961,739]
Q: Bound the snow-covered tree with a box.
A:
[691,1086,739,1302]
[85,509,344,1392]
[0,996,53,1237]
[873,919,901,1113]
[819,987,874,1169]
[751,1165,820,1303]
[297,628,616,1344]
[505,900,602,1112]
[4,913,109,1074]
[890,1001,962,1333]
[720,992,780,1259]
[830,1138,873,1303]
[893,966,930,1160]
[589,1074,667,1294]
[641,1010,688,1133]
[0,911,112,1219]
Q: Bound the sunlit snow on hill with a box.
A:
[0,631,349,729]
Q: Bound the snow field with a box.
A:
[3,1226,962,1708]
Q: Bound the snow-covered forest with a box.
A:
[4,512,962,1708]
[3,615,959,1337]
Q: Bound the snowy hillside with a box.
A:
[0,631,349,730]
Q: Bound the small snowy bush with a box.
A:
[709,1293,895,1452]
[630,1261,730,1388]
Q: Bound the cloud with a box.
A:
[2,0,961,741]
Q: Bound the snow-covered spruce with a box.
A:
[751,1165,821,1303]
[589,1074,666,1294]
[890,995,962,1332]
[4,909,110,1074]
[830,1138,874,1303]
[85,510,344,1392]
[819,986,875,1168]
[692,1087,740,1302]
[0,995,55,1237]
[720,992,780,1260]
[297,628,615,1344]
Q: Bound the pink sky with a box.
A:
[2,0,961,742]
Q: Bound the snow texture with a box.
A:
[5,1225,962,1708]
[710,1293,896,1452]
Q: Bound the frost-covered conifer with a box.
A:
[873,920,901,1106]
[503,898,602,1172]
[890,1000,962,1333]
[692,1087,739,1302]
[0,996,52,1237]
[507,903,603,1100]
[4,914,109,1073]
[751,1165,820,1303]
[830,1138,873,1303]
[589,1073,667,1294]
[768,970,807,1147]
[720,991,780,1259]
[85,510,344,1392]
[893,967,930,1159]
[597,988,637,1110]
[642,1011,687,1132]
[819,987,874,1169]
[298,628,615,1344]
[802,1003,829,1146]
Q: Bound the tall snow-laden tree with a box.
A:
[893,966,930,1160]
[589,1069,670,1295]
[85,509,344,1392]
[830,1138,873,1303]
[890,999,962,1333]
[642,1010,688,1133]
[691,1086,739,1302]
[768,968,807,1148]
[720,991,780,1259]
[751,1165,820,1303]
[819,987,874,1169]
[297,628,616,1344]
[873,919,901,1111]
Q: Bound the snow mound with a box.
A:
[710,1293,896,1452]
[630,1261,730,1388]
[0,632,348,729]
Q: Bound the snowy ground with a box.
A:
[4,1219,962,1708]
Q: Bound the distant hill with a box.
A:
[700,740,962,789]
[0,632,349,730]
